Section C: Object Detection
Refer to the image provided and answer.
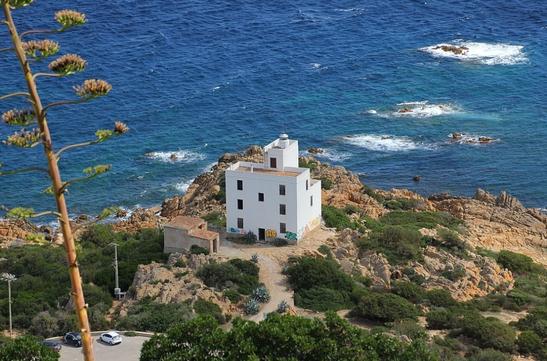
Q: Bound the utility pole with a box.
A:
[1,273,17,338]
[110,243,120,299]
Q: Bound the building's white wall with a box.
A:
[226,169,299,238]
[225,135,321,242]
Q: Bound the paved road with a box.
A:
[59,336,148,361]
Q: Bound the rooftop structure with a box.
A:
[164,216,219,253]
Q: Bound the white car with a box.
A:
[100,331,122,345]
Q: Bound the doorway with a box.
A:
[258,228,265,241]
[270,157,277,168]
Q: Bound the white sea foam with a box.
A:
[420,41,527,65]
[447,133,498,145]
[315,149,351,162]
[392,101,459,118]
[145,150,205,163]
[174,180,192,193]
[342,134,433,152]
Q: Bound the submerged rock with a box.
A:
[307,147,324,154]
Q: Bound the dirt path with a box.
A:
[219,226,336,321]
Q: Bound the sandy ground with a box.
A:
[219,226,336,321]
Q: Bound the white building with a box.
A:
[225,134,321,242]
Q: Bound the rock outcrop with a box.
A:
[430,190,547,265]
[112,208,162,234]
[126,251,237,315]
[0,219,40,247]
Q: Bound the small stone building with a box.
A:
[163,216,220,254]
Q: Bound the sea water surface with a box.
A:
[0,0,546,216]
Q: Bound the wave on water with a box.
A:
[314,149,351,162]
[420,41,527,65]
[145,150,205,163]
[342,134,433,152]
[446,133,498,145]
[366,101,459,118]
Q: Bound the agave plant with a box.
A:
[244,298,260,315]
[277,300,289,313]
[0,2,129,360]
[252,285,271,303]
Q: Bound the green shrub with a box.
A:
[468,349,511,361]
[352,292,420,322]
[426,308,456,330]
[359,225,423,264]
[322,205,356,230]
[294,286,352,312]
[223,289,242,303]
[437,229,467,251]
[460,315,516,352]
[380,211,462,230]
[193,298,225,324]
[317,244,331,256]
[384,198,418,210]
[497,250,534,273]
[196,259,259,295]
[202,212,226,227]
[116,299,192,332]
[299,158,318,170]
[362,185,385,203]
[0,336,59,361]
[392,281,425,303]
[174,259,186,268]
[392,319,428,341]
[190,244,210,255]
[516,330,543,356]
[79,224,122,247]
[320,177,333,190]
[515,306,547,337]
[425,289,457,307]
[286,257,355,311]
[441,265,466,281]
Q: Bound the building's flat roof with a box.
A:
[236,165,301,177]
[165,216,205,230]
[189,228,219,241]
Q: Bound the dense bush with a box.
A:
[271,238,288,247]
[515,306,547,337]
[223,289,242,303]
[286,257,356,311]
[496,250,534,273]
[468,349,511,361]
[320,177,333,190]
[116,298,192,332]
[359,226,423,264]
[140,313,440,361]
[202,212,226,228]
[190,244,209,255]
[459,315,516,352]
[426,308,457,330]
[392,281,425,303]
[437,229,467,251]
[196,259,259,295]
[380,211,462,231]
[193,298,225,324]
[352,292,420,322]
[0,336,59,361]
[322,205,357,230]
[0,226,165,333]
[384,198,419,211]
[425,289,457,308]
[516,330,544,356]
[392,319,428,341]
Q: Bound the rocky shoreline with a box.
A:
[1,145,546,265]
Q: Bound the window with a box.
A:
[280,204,286,215]
[237,180,243,190]
[306,179,309,190]
[270,157,277,168]
[237,199,243,210]
[280,223,287,234]
[258,193,264,202]
[310,195,313,206]
[237,218,244,228]
[279,184,286,195]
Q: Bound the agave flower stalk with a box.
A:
[1,3,95,360]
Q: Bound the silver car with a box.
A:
[99,331,122,345]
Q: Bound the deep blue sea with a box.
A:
[1,0,546,217]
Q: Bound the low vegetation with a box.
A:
[140,313,439,361]
[116,298,192,332]
[0,225,166,336]
[196,258,259,295]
